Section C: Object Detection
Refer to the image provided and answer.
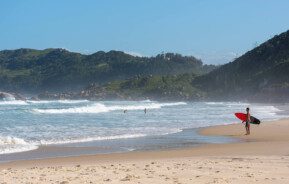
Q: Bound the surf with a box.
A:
[32,101,187,114]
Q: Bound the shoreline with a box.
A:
[1,118,289,183]
[0,126,237,163]
[1,118,289,166]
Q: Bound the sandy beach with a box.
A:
[1,118,289,183]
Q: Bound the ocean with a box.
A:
[0,100,287,161]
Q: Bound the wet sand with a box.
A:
[1,118,289,183]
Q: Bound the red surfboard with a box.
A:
[235,113,247,121]
[235,113,261,125]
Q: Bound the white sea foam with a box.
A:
[1,100,287,155]
[0,100,28,105]
[140,99,153,103]
[251,105,283,117]
[205,102,225,105]
[205,102,250,106]
[39,127,182,145]
[33,103,109,114]
[32,102,187,114]
[254,105,282,113]
[27,100,89,104]
[57,100,89,104]
[0,136,38,154]
[40,134,147,145]
[2,97,16,101]
[27,100,51,104]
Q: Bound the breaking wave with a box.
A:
[32,102,187,114]
[40,134,147,145]
[0,100,28,105]
[0,136,38,154]
[27,100,89,104]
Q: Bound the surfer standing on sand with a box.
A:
[243,107,251,135]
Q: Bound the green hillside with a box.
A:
[78,73,205,101]
[193,30,289,101]
[82,29,289,102]
[2,29,289,102]
[0,49,215,92]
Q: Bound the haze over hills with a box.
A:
[0,49,215,93]
[71,29,289,102]
[194,29,289,101]
[1,29,289,102]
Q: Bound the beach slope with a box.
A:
[1,119,289,184]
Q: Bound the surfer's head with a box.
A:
[246,107,250,112]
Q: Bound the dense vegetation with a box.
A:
[0,49,215,92]
[2,29,289,102]
[193,29,289,101]
[80,29,289,102]
[78,73,205,101]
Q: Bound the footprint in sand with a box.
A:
[120,174,140,181]
[103,178,111,182]
[60,181,69,184]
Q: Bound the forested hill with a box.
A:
[80,29,289,102]
[193,29,289,101]
[2,29,289,102]
[0,49,215,92]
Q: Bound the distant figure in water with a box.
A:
[144,108,147,114]
[242,107,251,135]
[124,109,127,113]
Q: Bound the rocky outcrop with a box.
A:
[38,92,77,100]
[0,92,15,100]
[0,92,26,101]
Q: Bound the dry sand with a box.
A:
[1,118,289,184]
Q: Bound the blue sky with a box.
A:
[1,0,289,64]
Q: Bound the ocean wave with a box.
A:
[40,134,147,145]
[57,100,89,104]
[27,100,89,104]
[0,136,38,154]
[0,100,28,105]
[252,105,283,117]
[205,102,250,106]
[140,99,153,103]
[39,127,182,145]
[32,102,187,114]
[205,102,225,105]
[254,105,282,112]
[0,128,182,154]
[33,103,109,114]
[27,100,51,104]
